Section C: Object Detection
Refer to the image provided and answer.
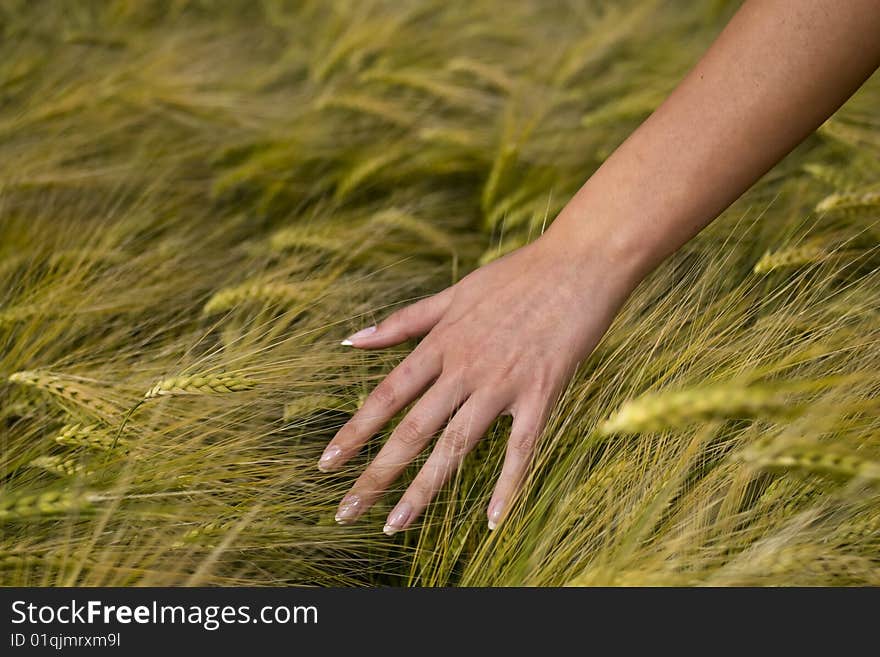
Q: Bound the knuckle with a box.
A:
[333,424,357,446]
[384,312,404,331]
[533,372,556,398]
[407,476,434,504]
[496,359,518,382]
[356,468,386,492]
[336,414,368,443]
[393,417,426,447]
[442,425,471,458]
[370,380,397,410]
[387,303,419,331]
[395,360,413,379]
[508,430,537,459]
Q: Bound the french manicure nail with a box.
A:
[335,495,362,524]
[487,500,504,531]
[318,446,342,472]
[382,502,412,536]
[341,325,377,346]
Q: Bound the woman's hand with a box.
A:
[319,0,880,535]
[319,229,638,534]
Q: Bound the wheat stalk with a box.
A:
[416,126,481,149]
[581,89,664,128]
[315,92,415,127]
[360,69,480,108]
[447,57,514,92]
[283,394,355,421]
[479,235,529,265]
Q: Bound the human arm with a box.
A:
[320,0,880,533]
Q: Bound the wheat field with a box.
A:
[1,0,878,586]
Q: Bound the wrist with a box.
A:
[538,194,653,301]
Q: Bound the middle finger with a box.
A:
[334,376,470,524]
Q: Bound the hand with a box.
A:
[319,228,638,533]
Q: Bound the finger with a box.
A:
[383,392,506,535]
[341,288,453,349]
[334,377,469,525]
[318,345,441,472]
[486,400,549,530]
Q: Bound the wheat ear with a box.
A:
[145,372,256,399]
[741,439,880,482]
[753,243,828,274]
[29,455,91,477]
[55,422,126,451]
[268,227,347,254]
[171,520,235,549]
[7,370,115,417]
[816,189,880,214]
[204,280,326,315]
[0,489,93,521]
[802,163,855,190]
[599,383,799,435]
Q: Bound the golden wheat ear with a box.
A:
[144,372,257,399]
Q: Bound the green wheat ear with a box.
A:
[144,372,256,399]
[268,227,348,255]
[753,243,828,274]
[0,489,94,521]
[170,520,235,549]
[740,438,880,482]
[29,455,93,477]
[815,189,880,214]
[7,370,117,418]
[203,279,330,315]
[0,303,42,327]
[55,423,127,451]
[598,382,806,435]
[802,163,856,190]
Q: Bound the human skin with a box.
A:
[319,0,880,534]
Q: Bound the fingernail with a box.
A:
[382,502,412,536]
[341,325,377,346]
[318,446,342,472]
[487,500,504,531]
[335,495,362,524]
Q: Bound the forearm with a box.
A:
[547,0,880,287]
